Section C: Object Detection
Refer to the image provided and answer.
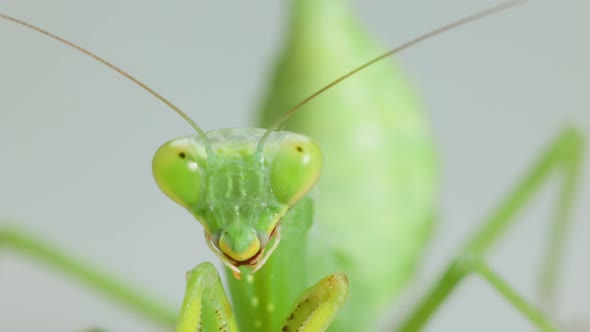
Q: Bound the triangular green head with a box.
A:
[152,128,322,277]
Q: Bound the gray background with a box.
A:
[0,0,588,331]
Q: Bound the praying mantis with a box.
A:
[1,0,589,331]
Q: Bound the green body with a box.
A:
[257,0,436,330]
[154,0,437,330]
[158,1,437,329]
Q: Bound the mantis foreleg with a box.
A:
[396,127,582,331]
[177,262,238,332]
[281,272,349,332]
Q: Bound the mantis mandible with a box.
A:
[1,0,590,330]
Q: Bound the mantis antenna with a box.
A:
[256,0,531,153]
[0,13,215,157]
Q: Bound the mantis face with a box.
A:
[152,128,322,277]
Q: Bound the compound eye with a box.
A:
[270,140,322,205]
[152,138,202,209]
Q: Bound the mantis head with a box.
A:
[152,128,322,277]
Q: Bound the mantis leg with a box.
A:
[280,272,349,332]
[0,227,176,327]
[396,127,582,331]
[176,262,238,332]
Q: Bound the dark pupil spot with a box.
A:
[295,146,303,152]
[178,152,186,159]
